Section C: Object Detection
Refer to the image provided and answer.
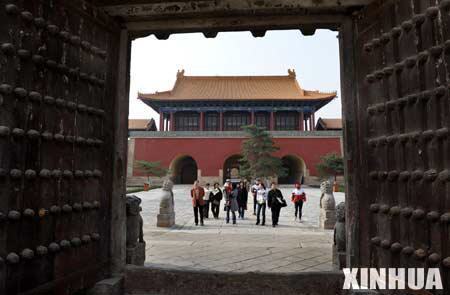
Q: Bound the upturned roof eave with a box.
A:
[137,95,336,102]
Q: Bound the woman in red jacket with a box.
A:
[291,182,306,222]
[191,180,205,226]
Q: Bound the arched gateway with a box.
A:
[223,154,242,183]
[278,155,306,184]
[170,155,198,184]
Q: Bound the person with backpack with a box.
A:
[291,182,306,222]
[267,182,286,227]
[210,183,223,219]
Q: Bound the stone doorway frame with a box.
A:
[112,13,359,276]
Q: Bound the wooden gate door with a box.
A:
[0,1,121,294]
[353,0,450,290]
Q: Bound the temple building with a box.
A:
[315,118,343,131]
[127,70,343,185]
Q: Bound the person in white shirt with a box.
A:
[203,183,211,218]
[251,179,261,215]
[255,182,267,226]
[291,183,306,222]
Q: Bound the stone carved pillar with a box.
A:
[126,195,145,265]
[157,180,175,227]
[319,180,336,229]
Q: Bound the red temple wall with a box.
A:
[132,136,342,177]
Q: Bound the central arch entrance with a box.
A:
[223,154,242,183]
[170,155,198,184]
[278,155,305,184]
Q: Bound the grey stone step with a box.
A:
[125,265,348,295]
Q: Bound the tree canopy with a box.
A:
[134,160,169,178]
[316,153,344,180]
[239,125,287,180]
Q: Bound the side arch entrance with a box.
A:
[278,155,306,184]
[223,154,242,183]
[170,155,198,184]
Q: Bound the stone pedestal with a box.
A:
[157,180,175,227]
[319,180,336,230]
[126,241,146,266]
[157,212,175,227]
[320,209,337,229]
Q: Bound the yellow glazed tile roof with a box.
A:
[139,69,336,101]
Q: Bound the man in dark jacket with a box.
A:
[267,182,285,227]
[237,181,248,219]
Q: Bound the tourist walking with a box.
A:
[292,183,306,222]
[267,182,286,227]
[210,183,222,219]
[237,181,248,219]
[191,180,205,226]
[255,182,267,226]
[203,183,211,218]
[251,179,261,215]
[224,182,239,224]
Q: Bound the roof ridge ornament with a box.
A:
[177,69,185,78]
[288,69,296,78]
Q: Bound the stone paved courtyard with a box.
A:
[133,185,345,273]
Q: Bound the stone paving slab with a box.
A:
[133,185,345,273]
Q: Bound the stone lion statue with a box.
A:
[126,195,143,246]
[334,202,346,252]
[157,179,175,227]
[160,179,174,211]
[320,180,335,210]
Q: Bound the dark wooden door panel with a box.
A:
[354,0,450,291]
[0,1,119,294]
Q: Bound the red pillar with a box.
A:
[270,111,275,131]
[309,115,313,131]
[312,112,316,131]
[219,112,224,131]
[199,111,204,131]
[170,112,175,131]
[159,112,164,132]
[251,111,255,125]
[298,111,304,131]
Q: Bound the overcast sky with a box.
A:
[129,29,341,122]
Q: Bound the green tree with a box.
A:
[239,125,287,181]
[134,160,169,184]
[316,153,344,180]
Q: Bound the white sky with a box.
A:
[129,29,341,122]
